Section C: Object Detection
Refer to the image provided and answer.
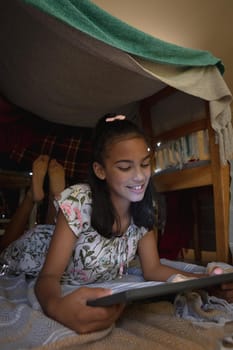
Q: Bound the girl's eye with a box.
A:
[141,162,150,168]
[118,166,131,171]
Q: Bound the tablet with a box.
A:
[87,272,233,307]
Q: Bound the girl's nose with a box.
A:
[133,167,145,180]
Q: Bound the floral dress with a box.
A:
[1,184,148,284]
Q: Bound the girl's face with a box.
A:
[94,136,152,210]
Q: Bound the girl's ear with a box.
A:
[93,162,106,180]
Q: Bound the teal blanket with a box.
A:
[23,0,224,73]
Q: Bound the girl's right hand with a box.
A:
[48,287,125,334]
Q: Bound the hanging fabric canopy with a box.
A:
[22,0,225,70]
[0,0,232,163]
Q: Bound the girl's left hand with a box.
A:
[210,267,233,303]
[207,266,233,303]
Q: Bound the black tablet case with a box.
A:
[87,272,233,306]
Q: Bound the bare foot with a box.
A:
[48,159,65,198]
[31,155,49,202]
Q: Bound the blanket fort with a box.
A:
[0,0,232,163]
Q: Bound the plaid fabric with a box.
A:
[10,133,92,182]
[0,95,92,181]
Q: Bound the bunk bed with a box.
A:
[140,87,231,263]
[0,1,233,349]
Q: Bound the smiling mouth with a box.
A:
[128,184,144,191]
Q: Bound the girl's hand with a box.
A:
[207,266,233,303]
[208,266,224,276]
[48,287,125,334]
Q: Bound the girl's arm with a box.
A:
[35,210,124,333]
[138,229,233,303]
[35,210,76,310]
[137,230,206,282]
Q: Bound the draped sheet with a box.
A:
[0,0,232,163]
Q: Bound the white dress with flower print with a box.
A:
[58,184,148,284]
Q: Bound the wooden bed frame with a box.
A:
[140,86,231,263]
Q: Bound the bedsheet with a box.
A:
[0,273,233,350]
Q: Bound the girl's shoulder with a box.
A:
[57,184,92,236]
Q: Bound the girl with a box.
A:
[34,114,233,334]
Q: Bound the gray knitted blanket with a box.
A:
[0,273,233,350]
